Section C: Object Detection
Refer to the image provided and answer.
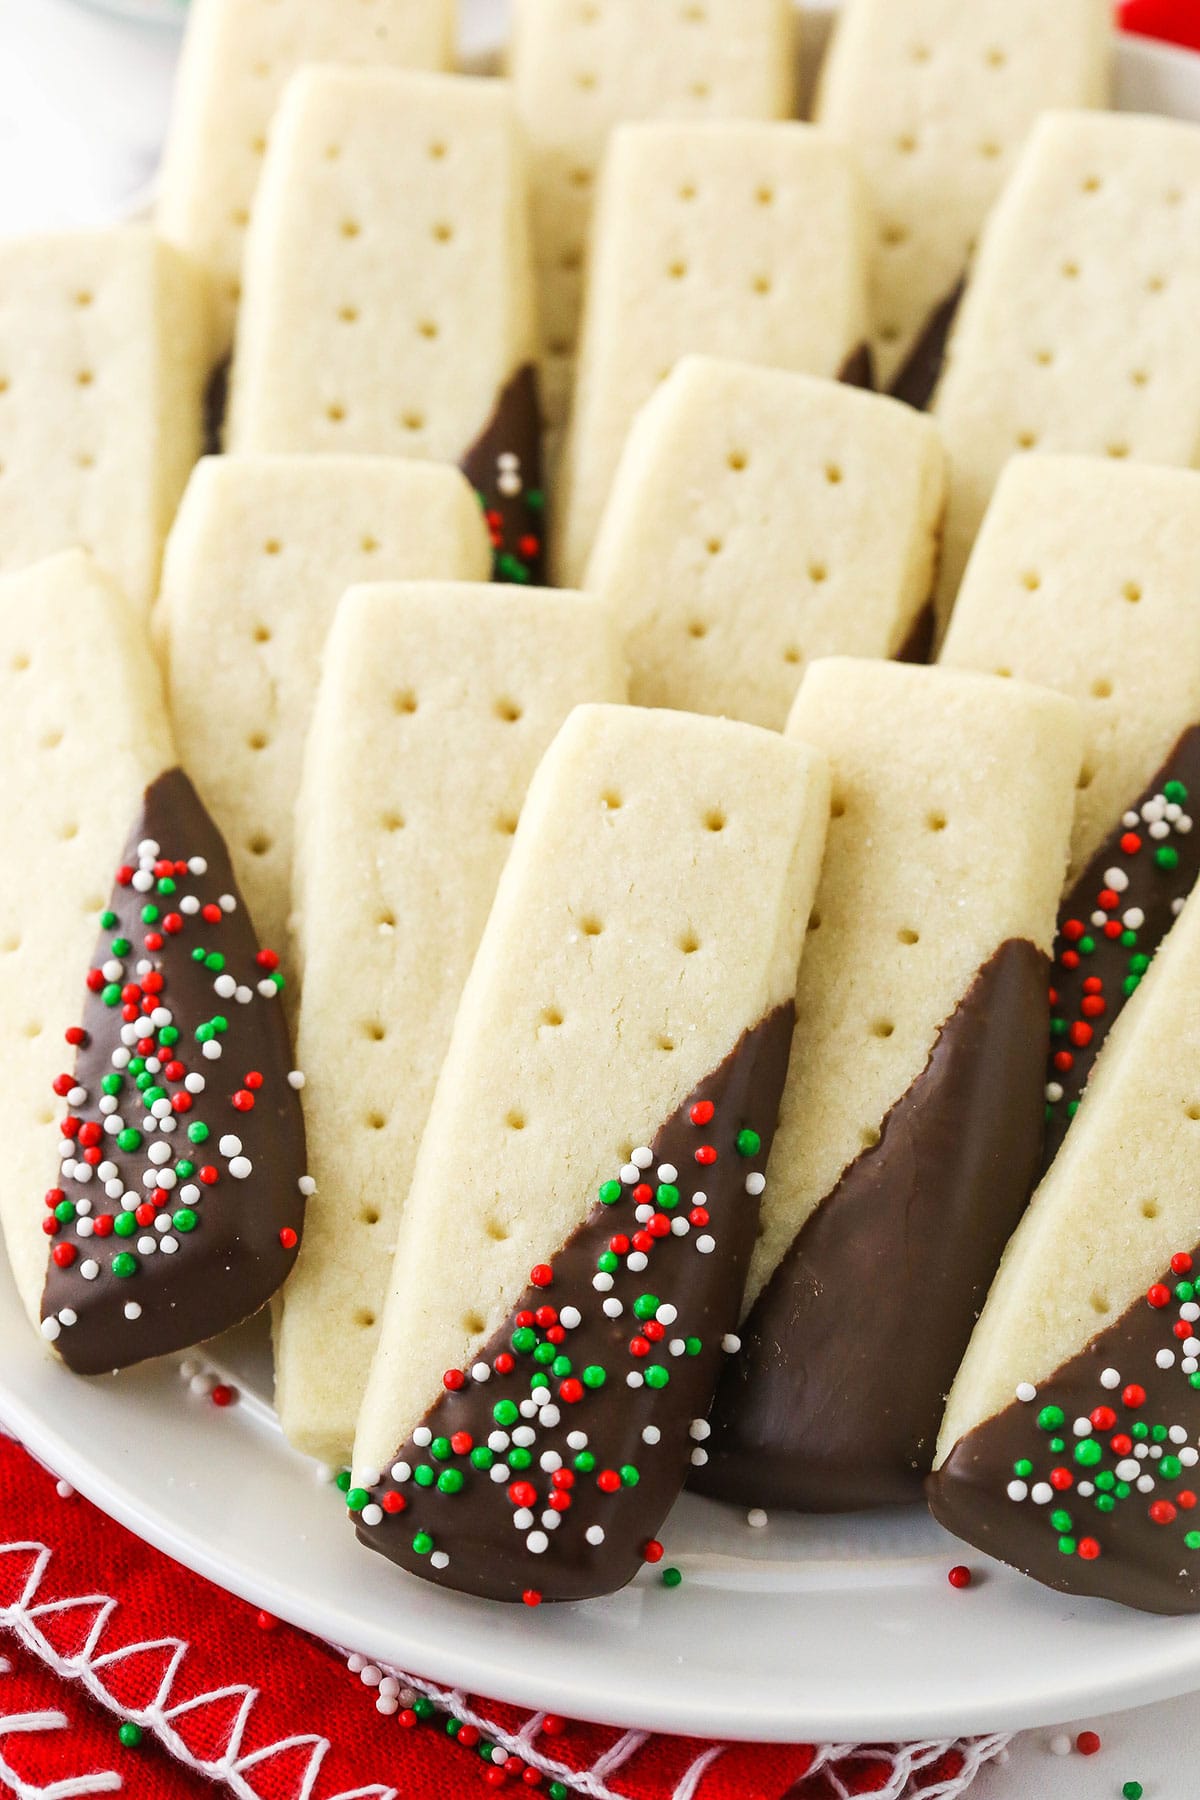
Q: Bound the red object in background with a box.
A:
[1118,0,1200,52]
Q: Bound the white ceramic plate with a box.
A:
[4,11,1200,1749]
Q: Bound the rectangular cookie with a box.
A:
[350,703,830,1601]
[158,454,491,957]
[275,584,626,1466]
[814,0,1109,401]
[552,121,871,587]
[940,455,1200,1174]
[227,69,544,583]
[508,0,796,425]
[587,355,946,729]
[930,884,1200,1614]
[0,551,307,1373]
[0,229,212,618]
[933,110,1200,625]
[157,0,455,349]
[693,659,1082,1512]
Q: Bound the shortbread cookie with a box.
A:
[934,111,1200,624]
[815,0,1109,400]
[350,704,829,1601]
[0,552,306,1373]
[941,455,1200,1174]
[931,888,1200,1613]
[276,586,625,1465]
[508,0,796,424]
[552,122,871,586]
[0,229,211,618]
[157,0,454,350]
[695,659,1081,1510]
[159,455,491,956]
[587,357,946,729]
[227,69,544,584]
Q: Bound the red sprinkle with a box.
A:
[245,1071,264,1090]
[256,948,280,971]
[508,1482,537,1509]
[1076,1731,1101,1756]
[529,1264,553,1289]
[1068,1022,1093,1048]
[199,1166,219,1187]
[694,1144,718,1165]
[382,1491,406,1514]
[279,1227,298,1249]
[947,1565,972,1589]
[1120,831,1142,855]
[689,1206,710,1227]
[1110,1433,1133,1457]
[559,1378,584,1405]
[534,1305,557,1328]
[1173,1252,1195,1275]
[211,1385,236,1408]
[41,1217,59,1237]
[442,1369,466,1392]
[1050,1468,1073,1491]
[1062,919,1084,942]
[1179,1491,1197,1510]
[642,1539,664,1563]
[633,1183,653,1206]
[92,1216,113,1238]
[255,1610,277,1630]
[494,1352,515,1376]
[65,1027,87,1047]
[1122,1384,1147,1410]
[1148,1283,1172,1308]
[450,1431,473,1455]
[1077,1538,1101,1561]
[1090,1406,1117,1431]
[689,1100,714,1126]
[232,1089,255,1112]
[541,1715,566,1737]
[1149,1500,1177,1525]
[521,1590,542,1608]
[51,1243,76,1268]
[597,1469,621,1493]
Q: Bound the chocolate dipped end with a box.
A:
[460,362,546,586]
[695,941,1047,1512]
[887,281,964,413]
[1042,729,1200,1178]
[929,1252,1200,1614]
[353,1004,794,1603]
[837,343,875,392]
[40,768,308,1373]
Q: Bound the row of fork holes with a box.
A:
[391,692,522,724]
[830,793,947,835]
[261,536,381,557]
[1018,570,1142,604]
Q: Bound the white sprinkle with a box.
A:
[112,1048,131,1069]
[376,1697,398,1717]
[657,1163,677,1183]
[657,1302,678,1326]
[161,1237,178,1254]
[1030,1482,1053,1505]
[219,1134,242,1157]
[513,1508,534,1530]
[747,1508,769,1529]
[201,1040,222,1059]
[512,1426,536,1448]
[489,1464,509,1483]
[519,1398,539,1418]
[696,1235,715,1255]
[188,856,207,875]
[1181,1447,1200,1467]
[68,1086,87,1108]
[471,1362,490,1383]
[148,1140,171,1166]
[179,1357,200,1380]
[539,1451,562,1472]
[1115,1458,1140,1481]
[1182,1302,1200,1322]
[586,1525,605,1546]
[56,1480,74,1499]
[593,1272,614,1292]
[627,1372,644,1388]
[541,1511,561,1531]
[138,838,160,859]
[1007,1480,1028,1502]
[430,1551,450,1571]
[691,1192,707,1208]
[635,1204,654,1224]
[219,893,236,912]
[1044,1083,1063,1104]
[627,1250,649,1273]
[1049,1733,1072,1757]
[150,1008,172,1030]
[76,1219,94,1239]
[690,1447,708,1467]
[498,471,522,498]
[1135,1443,1150,1460]
[744,1171,766,1197]
[526,1531,549,1555]
[1150,1444,1164,1460]
[722,1334,741,1355]
[487,1431,509,1453]
[1077,1482,1095,1497]
[132,869,154,892]
[690,1418,711,1441]
[229,1156,253,1180]
[1072,1417,1092,1437]
[1170,1425,1188,1444]
[346,1653,364,1674]
[1122,811,1140,829]
[566,1431,588,1451]
[1149,819,1171,840]
[1099,1368,1121,1390]
[1177,814,1193,834]
[214,975,237,999]
[137,1236,157,1255]
[669,1339,686,1357]
[1123,907,1146,930]
[121,1301,142,1321]
[602,1297,624,1319]
[642,1425,661,1446]
[498,451,519,472]
[181,895,200,914]
[1143,796,1167,823]
[1186,1337,1200,1357]
[40,1317,61,1341]
[620,1163,639,1184]
[299,1175,316,1196]
[151,1099,172,1120]
[190,1373,216,1396]
[1104,866,1129,893]
[58,1309,77,1327]
[631,1146,653,1169]
[104,1176,123,1197]
[538,1404,561,1429]
[360,1503,383,1527]
[179,1184,200,1204]
[1158,1348,1177,1369]
[1137,1474,1156,1494]
[360,1663,383,1688]
[99,1099,119,1118]
[80,1259,99,1281]
[75,1165,93,1184]
[671,1217,690,1236]
[412,1426,432,1447]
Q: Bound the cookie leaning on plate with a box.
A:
[941,455,1200,1176]
[157,0,455,351]
[586,356,945,730]
[275,583,625,1467]
[930,885,1200,1614]
[509,0,796,425]
[227,68,544,584]
[552,120,871,586]
[0,551,307,1373]
[695,659,1081,1511]
[158,454,490,957]
[350,703,829,1601]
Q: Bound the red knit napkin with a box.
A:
[1118,0,1200,52]
[0,1436,1007,1800]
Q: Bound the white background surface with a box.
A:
[0,1,1197,1791]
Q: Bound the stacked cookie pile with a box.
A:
[3,0,1200,1618]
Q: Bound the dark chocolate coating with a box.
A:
[929,1252,1200,1614]
[460,362,546,586]
[1041,728,1200,1177]
[838,342,875,391]
[694,940,1047,1511]
[354,1004,794,1602]
[887,281,964,413]
[40,768,307,1373]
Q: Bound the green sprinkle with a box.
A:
[656,1183,679,1209]
[412,1532,433,1556]
[1050,1509,1073,1532]
[157,876,176,895]
[534,1341,556,1366]
[597,1250,619,1274]
[1096,1494,1116,1513]
[527,489,545,512]
[196,1022,214,1043]
[1186,1531,1200,1551]
[1165,779,1189,804]
[1057,1536,1076,1556]
[204,951,225,972]
[144,1088,165,1107]
[111,937,131,957]
[1122,1784,1144,1800]
[129,1058,146,1075]
[53,1200,75,1224]
[431,1436,451,1461]
[437,1468,464,1495]
[1079,935,1095,955]
[173,1208,197,1233]
[1130,953,1151,975]
[335,1469,351,1492]
[1037,1405,1065,1432]
[1117,1481,1132,1499]
[136,1072,154,1092]
[1014,1458,1034,1479]
[413,1697,436,1721]
[1133,1422,1150,1441]
[549,1786,569,1800]
[1050,1017,1067,1037]
[111,1252,137,1278]
[1123,974,1142,997]
[1156,845,1181,872]
[645,1365,670,1389]
[633,1294,660,1321]
[100,909,118,930]
[493,1399,519,1427]
[599,1179,622,1205]
[1191,1372,1200,1390]
[573,1451,596,1473]
[736,1128,761,1158]
[187,1121,210,1145]
[1120,929,1138,949]
[191,947,206,964]
[117,1127,142,1153]
[141,905,159,924]
[446,1718,460,1738]
[114,1211,137,1238]
[1074,1439,1102,1467]
[1095,1470,1116,1491]
[1066,1102,1079,1120]
[214,1015,228,1034]
[414,1465,435,1488]
[661,1567,682,1588]
[512,1326,537,1354]
[508,1447,532,1470]
[685,1336,702,1356]
[1050,1437,1066,1453]
[1152,1424,1169,1443]
[1178,1282,1196,1303]
[345,1487,369,1512]
[175,1159,195,1179]
[470,1446,494,1471]
[158,1026,179,1046]
[101,1073,122,1096]
[1163,1456,1184,1480]
[551,1354,572,1378]
[620,1464,640,1487]
[583,1365,607,1389]
[118,1722,143,1749]
[102,983,121,1008]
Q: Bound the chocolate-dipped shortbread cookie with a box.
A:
[930,887,1200,1614]
[227,69,544,584]
[942,456,1200,1175]
[695,659,1082,1511]
[349,704,829,1600]
[0,551,307,1373]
